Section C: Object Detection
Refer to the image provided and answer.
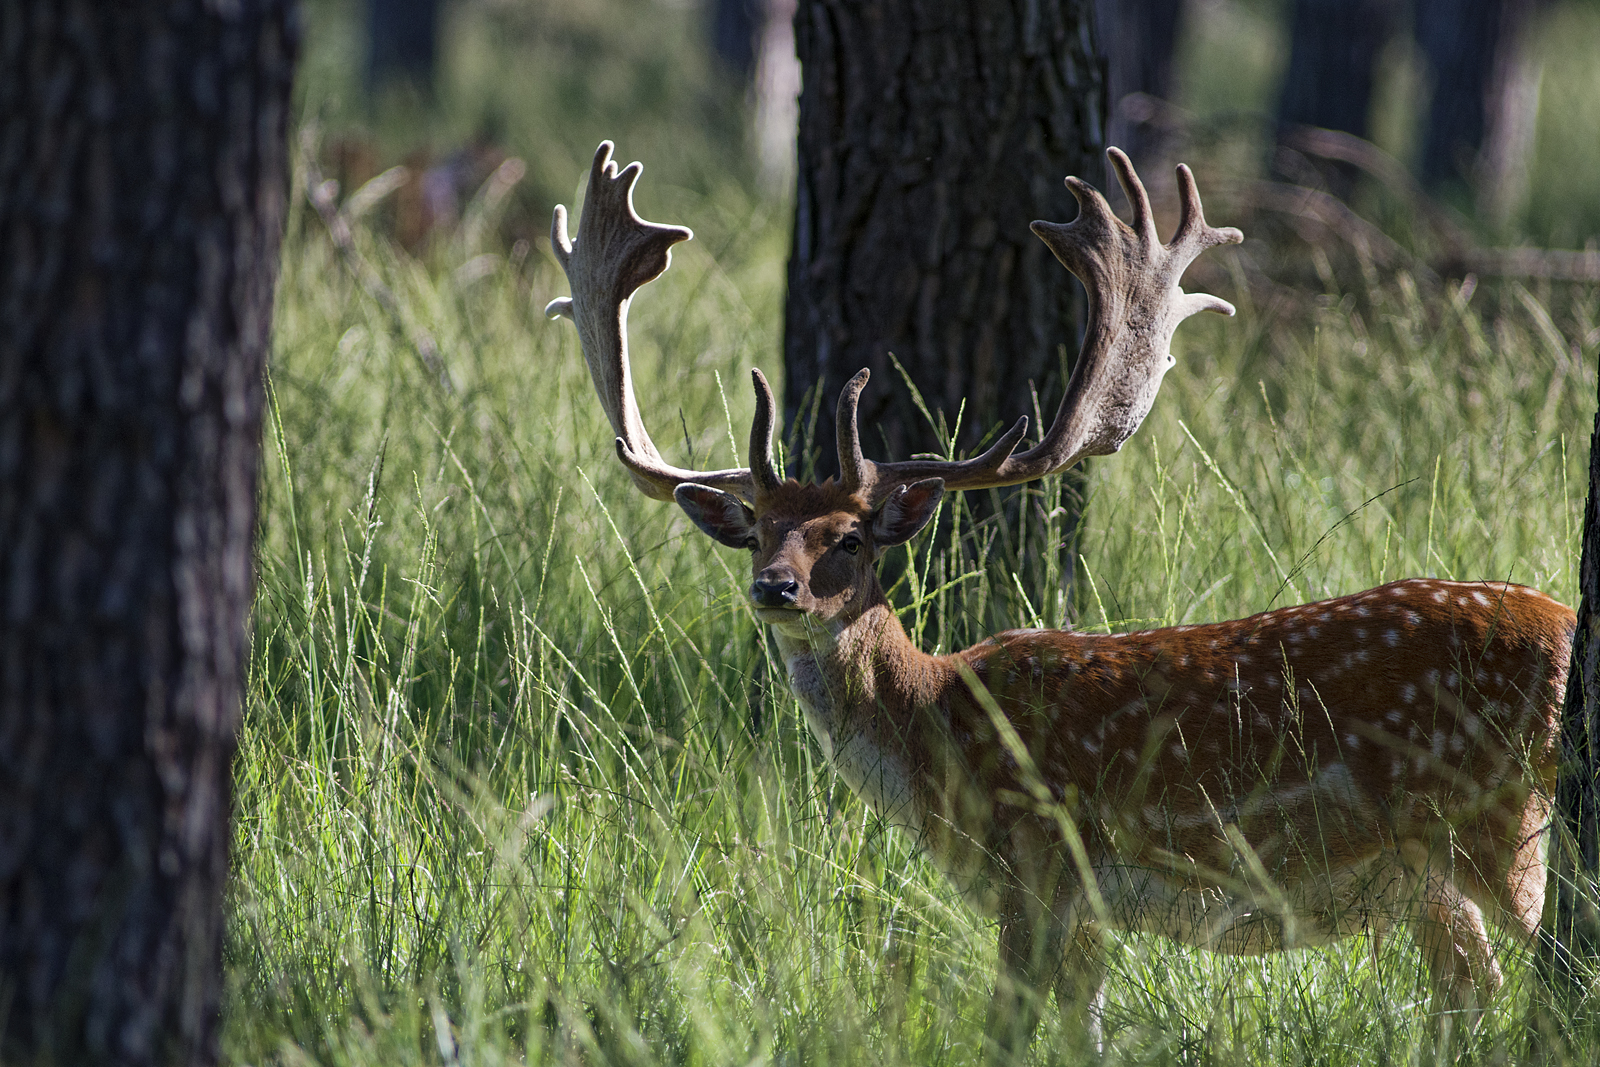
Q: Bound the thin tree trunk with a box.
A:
[1274,0,1398,198]
[0,2,297,1063]
[784,0,1103,473]
[1095,0,1183,209]
[367,0,436,98]
[1538,387,1600,1018]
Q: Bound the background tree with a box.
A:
[1539,382,1600,1020]
[367,0,437,99]
[1275,0,1537,205]
[783,0,1104,486]
[0,2,297,1063]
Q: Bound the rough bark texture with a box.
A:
[784,0,1103,473]
[0,2,297,1063]
[1538,389,1600,1007]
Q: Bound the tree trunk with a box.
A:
[783,0,1103,475]
[1537,389,1600,1015]
[0,2,297,1063]
[366,0,436,98]
[1094,0,1183,208]
[1274,0,1398,198]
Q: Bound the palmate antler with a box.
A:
[834,148,1242,501]
[545,142,777,501]
[547,143,1240,506]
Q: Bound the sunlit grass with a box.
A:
[226,151,1599,1064]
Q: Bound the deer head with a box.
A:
[547,142,1241,630]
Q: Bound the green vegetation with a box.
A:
[231,164,1598,1064]
[231,1,1600,1063]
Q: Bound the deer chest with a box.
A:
[784,650,924,836]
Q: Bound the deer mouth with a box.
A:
[753,605,807,625]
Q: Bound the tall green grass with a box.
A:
[226,146,1599,1064]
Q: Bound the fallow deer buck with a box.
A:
[546,142,1572,1058]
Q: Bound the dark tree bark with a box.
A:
[784,0,1104,474]
[1095,0,1183,194]
[1537,389,1600,1013]
[1274,0,1399,198]
[713,0,762,80]
[366,0,436,97]
[0,2,297,1063]
[1413,0,1535,197]
[1275,0,1536,203]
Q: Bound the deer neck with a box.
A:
[766,588,941,763]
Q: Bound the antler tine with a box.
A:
[1109,146,1159,246]
[547,141,758,502]
[750,369,781,495]
[837,148,1240,505]
[1172,161,1244,257]
[836,369,871,494]
[834,369,1030,502]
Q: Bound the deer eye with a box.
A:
[743,536,758,551]
[840,535,862,555]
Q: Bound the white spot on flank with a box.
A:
[1432,590,1447,603]
[1343,733,1361,750]
[1170,743,1188,760]
[1431,731,1447,758]
[1449,734,1465,755]
[1355,606,1371,618]
[1390,757,1405,778]
[1356,628,1368,640]
[1445,672,1459,690]
[1384,630,1400,647]
[1473,591,1491,606]
[1385,710,1404,725]
[1401,684,1417,703]
[1425,668,1441,687]
[1265,675,1281,688]
[1404,611,1422,626]
[1082,738,1101,754]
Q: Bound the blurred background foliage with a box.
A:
[297,0,1600,260]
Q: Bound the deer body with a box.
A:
[546,142,1571,1059]
[777,577,1568,943]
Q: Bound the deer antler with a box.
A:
[547,142,777,502]
[838,147,1242,503]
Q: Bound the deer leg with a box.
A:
[1052,918,1108,1055]
[1399,841,1502,1044]
[985,880,1066,1064]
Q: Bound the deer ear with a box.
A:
[872,479,944,547]
[675,484,757,549]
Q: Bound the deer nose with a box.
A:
[751,578,799,608]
